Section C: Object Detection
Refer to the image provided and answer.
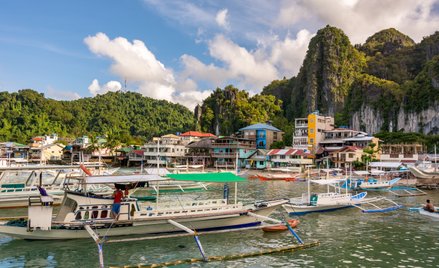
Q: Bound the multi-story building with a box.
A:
[211,137,256,168]
[329,146,363,169]
[143,134,188,166]
[267,148,313,171]
[30,134,59,147]
[319,129,379,152]
[185,138,215,166]
[380,143,424,163]
[238,123,284,149]
[179,131,216,144]
[0,142,29,166]
[307,112,334,151]
[29,143,65,164]
[292,118,308,150]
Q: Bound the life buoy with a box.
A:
[80,164,93,176]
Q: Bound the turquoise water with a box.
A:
[0,176,438,267]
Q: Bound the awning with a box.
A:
[85,174,166,184]
[353,171,369,175]
[167,172,246,182]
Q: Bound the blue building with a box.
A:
[239,123,284,149]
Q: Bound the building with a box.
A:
[319,129,374,152]
[30,134,58,147]
[292,118,308,150]
[307,112,334,151]
[238,123,284,149]
[185,138,215,167]
[143,134,188,166]
[267,148,314,172]
[179,131,216,144]
[329,146,363,169]
[380,143,424,163]
[0,142,29,166]
[211,136,256,168]
[29,143,65,164]
[246,149,270,169]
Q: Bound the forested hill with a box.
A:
[262,26,439,135]
[0,90,195,143]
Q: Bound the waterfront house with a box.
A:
[268,148,314,172]
[379,143,424,163]
[29,143,65,164]
[143,134,188,167]
[0,142,30,166]
[329,146,363,169]
[246,149,270,169]
[179,131,216,144]
[30,134,59,147]
[185,138,214,167]
[211,136,256,169]
[238,123,284,149]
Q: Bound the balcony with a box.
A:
[211,142,255,149]
[211,152,236,158]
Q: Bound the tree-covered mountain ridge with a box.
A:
[261,25,439,135]
[0,90,195,144]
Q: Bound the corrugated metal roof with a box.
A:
[239,123,282,132]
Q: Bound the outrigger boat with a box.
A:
[0,172,288,240]
[282,178,368,215]
[0,164,112,208]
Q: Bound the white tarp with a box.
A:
[85,174,166,184]
[370,169,386,175]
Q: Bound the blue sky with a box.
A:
[1,0,439,109]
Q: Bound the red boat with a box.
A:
[262,219,300,232]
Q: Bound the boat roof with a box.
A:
[310,178,346,185]
[353,171,370,175]
[85,174,166,184]
[0,164,102,171]
[144,168,170,175]
[167,172,246,182]
[369,162,402,168]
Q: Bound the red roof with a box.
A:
[268,149,310,156]
[180,131,216,138]
[133,150,145,156]
[336,146,361,153]
[32,137,43,141]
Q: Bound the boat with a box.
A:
[282,178,368,215]
[419,208,439,219]
[358,177,401,191]
[409,166,439,180]
[257,173,298,181]
[0,164,112,208]
[262,219,299,232]
[0,172,288,240]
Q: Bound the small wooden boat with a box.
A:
[257,173,297,181]
[262,219,299,232]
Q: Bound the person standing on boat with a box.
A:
[424,199,436,213]
[111,188,124,219]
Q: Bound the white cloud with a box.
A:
[216,9,229,28]
[88,79,122,96]
[277,0,439,43]
[84,33,214,109]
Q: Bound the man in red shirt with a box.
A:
[111,188,124,219]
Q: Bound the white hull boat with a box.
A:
[283,192,367,215]
[419,208,439,219]
[359,177,401,190]
[0,173,287,240]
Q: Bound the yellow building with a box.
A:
[307,112,334,151]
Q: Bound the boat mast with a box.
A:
[234,149,238,204]
[435,144,437,173]
[307,166,310,204]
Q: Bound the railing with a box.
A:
[74,202,131,221]
[138,199,243,218]
[211,152,236,158]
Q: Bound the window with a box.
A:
[280,155,286,159]
[310,138,314,144]
[348,153,354,158]
[310,129,314,133]
[259,161,264,165]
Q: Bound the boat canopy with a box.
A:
[353,171,369,176]
[167,172,246,182]
[310,178,346,185]
[85,174,166,184]
[369,162,402,169]
[145,168,170,175]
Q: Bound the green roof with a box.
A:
[167,172,246,182]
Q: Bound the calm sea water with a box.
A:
[0,170,438,267]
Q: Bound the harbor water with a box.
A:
[0,174,438,267]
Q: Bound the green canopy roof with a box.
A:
[167,172,246,182]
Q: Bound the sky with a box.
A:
[1,0,439,110]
